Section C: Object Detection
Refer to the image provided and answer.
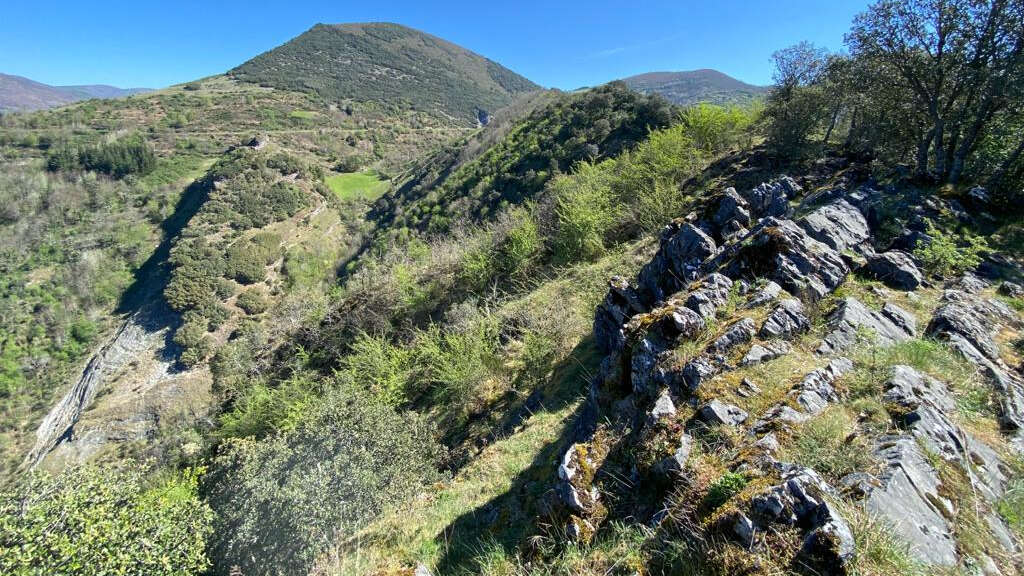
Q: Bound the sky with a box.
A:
[2,0,871,90]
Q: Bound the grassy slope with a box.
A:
[326,171,390,201]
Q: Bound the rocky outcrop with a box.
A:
[798,199,871,254]
[722,217,849,301]
[863,435,959,566]
[636,222,718,305]
[759,298,810,339]
[817,297,915,355]
[927,288,1024,445]
[741,177,798,220]
[864,251,924,290]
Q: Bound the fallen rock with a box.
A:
[999,281,1024,299]
[681,355,719,392]
[648,389,677,423]
[759,298,811,339]
[799,199,871,254]
[708,318,756,354]
[864,251,923,290]
[740,341,792,366]
[818,297,915,355]
[699,399,748,426]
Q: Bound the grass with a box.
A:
[325,170,390,202]
[288,109,317,119]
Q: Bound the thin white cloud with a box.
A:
[585,32,685,60]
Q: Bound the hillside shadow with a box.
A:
[429,337,603,574]
[116,177,209,314]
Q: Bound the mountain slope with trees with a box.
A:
[229,22,541,125]
[622,68,769,105]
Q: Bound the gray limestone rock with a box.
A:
[864,435,958,566]
[818,297,915,355]
[637,222,718,305]
[740,341,792,366]
[864,251,924,290]
[759,298,811,339]
[799,199,871,254]
[708,318,756,354]
[699,399,749,426]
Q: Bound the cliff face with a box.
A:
[555,170,1023,573]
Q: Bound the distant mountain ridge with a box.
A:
[229,22,541,125]
[0,73,150,112]
[622,68,768,106]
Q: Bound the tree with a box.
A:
[763,42,833,160]
[847,0,1024,181]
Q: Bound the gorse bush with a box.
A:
[205,378,442,576]
[551,160,620,263]
[0,465,212,576]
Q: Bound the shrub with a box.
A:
[550,160,619,263]
[0,465,212,576]
[497,209,541,280]
[205,378,443,576]
[340,333,415,406]
[704,472,748,510]
[174,317,212,367]
[236,288,268,315]
[914,223,989,278]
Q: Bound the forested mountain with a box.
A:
[230,22,541,124]
[622,68,769,105]
[0,72,149,111]
[2,4,1024,576]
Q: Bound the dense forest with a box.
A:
[1,1,1024,575]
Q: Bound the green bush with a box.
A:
[704,472,748,510]
[914,223,989,278]
[173,317,212,367]
[550,160,619,263]
[205,378,443,576]
[236,288,269,315]
[0,465,212,576]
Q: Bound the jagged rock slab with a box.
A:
[723,217,849,301]
[708,317,756,354]
[594,276,645,354]
[864,251,923,290]
[798,198,871,254]
[760,298,810,339]
[746,280,783,309]
[817,297,915,355]
[740,341,792,366]
[864,435,958,566]
[741,177,799,220]
[794,357,853,415]
[637,222,718,305]
[713,187,751,231]
[684,273,734,319]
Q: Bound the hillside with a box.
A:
[229,22,540,125]
[622,68,769,105]
[2,4,1024,576]
[0,72,148,111]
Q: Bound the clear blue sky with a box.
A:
[2,0,871,90]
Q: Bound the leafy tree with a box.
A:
[847,0,1024,181]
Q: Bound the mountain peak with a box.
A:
[229,23,539,124]
[622,68,768,106]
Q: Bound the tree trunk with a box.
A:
[822,107,840,145]
[933,117,947,179]
[916,127,935,178]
